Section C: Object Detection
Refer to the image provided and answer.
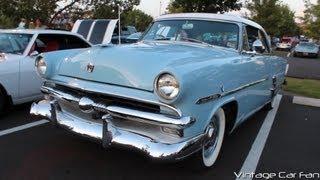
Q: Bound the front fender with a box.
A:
[41,48,88,79]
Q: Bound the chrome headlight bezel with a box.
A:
[35,55,47,77]
[154,73,180,101]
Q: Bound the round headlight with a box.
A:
[155,73,180,100]
[35,56,47,76]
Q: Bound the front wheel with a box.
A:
[196,108,226,168]
[0,90,6,113]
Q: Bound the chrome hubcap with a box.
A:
[203,116,219,158]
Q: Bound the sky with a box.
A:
[137,0,318,18]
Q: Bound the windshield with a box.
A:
[281,38,291,43]
[0,33,33,55]
[142,20,239,50]
[298,43,317,48]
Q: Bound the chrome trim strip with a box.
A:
[106,106,195,129]
[221,78,268,96]
[44,80,182,118]
[41,86,193,128]
[196,78,268,104]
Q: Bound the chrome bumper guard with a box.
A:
[30,100,205,160]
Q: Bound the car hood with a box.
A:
[56,41,236,91]
[295,46,318,53]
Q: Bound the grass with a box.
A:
[283,77,320,99]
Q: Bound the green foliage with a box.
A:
[168,0,242,13]
[302,0,320,39]
[246,0,300,37]
[92,0,140,19]
[122,9,153,32]
[0,14,15,28]
[0,0,58,26]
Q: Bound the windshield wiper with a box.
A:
[179,37,214,48]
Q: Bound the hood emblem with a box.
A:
[86,63,95,73]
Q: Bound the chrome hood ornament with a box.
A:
[86,63,95,73]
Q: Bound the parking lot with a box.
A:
[0,92,319,180]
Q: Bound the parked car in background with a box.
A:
[125,32,142,43]
[293,42,319,58]
[276,36,299,51]
[111,26,138,44]
[72,19,118,45]
[0,29,91,112]
[31,13,287,168]
[271,37,280,47]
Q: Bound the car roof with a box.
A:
[0,29,82,36]
[156,13,263,30]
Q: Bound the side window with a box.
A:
[242,27,250,51]
[64,35,91,49]
[34,34,60,53]
[258,30,270,53]
[33,34,90,54]
[245,25,269,54]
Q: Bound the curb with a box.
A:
[293,96,320,108]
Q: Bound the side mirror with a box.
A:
[253,39,265,54]
[30,51,39,57]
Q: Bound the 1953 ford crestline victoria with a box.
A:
[30,13,287,168]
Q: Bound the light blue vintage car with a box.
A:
[293,42,319,58]
[30,13,287,168]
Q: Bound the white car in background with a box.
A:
[0,29,91,112]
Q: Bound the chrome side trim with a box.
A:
[221,78,268,96]
[44,80,182,118]
[106,106,195,129]
[196,78,268,104]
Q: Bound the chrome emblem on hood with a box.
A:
[86,63,95,73]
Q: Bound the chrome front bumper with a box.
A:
[30,100,206,160]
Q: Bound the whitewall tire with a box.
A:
[199,108,226,168]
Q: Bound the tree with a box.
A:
[168,0,242,14]
[92,0,140,19]
[0,0,58,26]
[246,0,300,37]
[0,14,15,29]
[122,9,153,32]
[302,0,320,39]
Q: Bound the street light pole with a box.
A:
[159,1,162,16]
[118,4,121,45]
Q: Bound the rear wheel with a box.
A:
[195,108,225,168]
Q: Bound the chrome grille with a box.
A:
[54,84,161,114]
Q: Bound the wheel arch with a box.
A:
[0,82,13,106]
[206,96,239,134]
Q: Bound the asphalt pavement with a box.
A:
[0,95,319,180]
[286,55,320,80]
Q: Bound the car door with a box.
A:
[236,25,271,121]
[19,33,91,99]
[19,34,43,99]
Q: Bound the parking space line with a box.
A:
[0,120,49,137]
[236,95,282,180]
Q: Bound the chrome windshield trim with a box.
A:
[196,78,268,104]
